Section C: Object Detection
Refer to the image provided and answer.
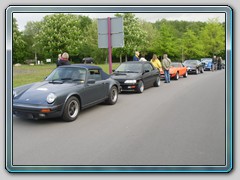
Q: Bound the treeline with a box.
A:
[13,13,225,64]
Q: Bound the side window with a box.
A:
[88,69,102,81]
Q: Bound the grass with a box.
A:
[13,63,120,88]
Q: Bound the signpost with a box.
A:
[98,17,124,74]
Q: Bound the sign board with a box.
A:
[46,59,51,63]
[98,17,124,48]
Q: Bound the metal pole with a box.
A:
[108,17,112,74]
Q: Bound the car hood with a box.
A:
[13,81,83,105]
[111,73,142,81]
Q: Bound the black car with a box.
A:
[82,57,94,64]
[13,64,121,122]
[111,61,160,93]
[183,60,204,74]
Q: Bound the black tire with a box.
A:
[136,80,144,93]
[62,96,80,122]
[105,86,118,105]
[174,72,179,80]
[183,71,188,78]
[153,76,161,87]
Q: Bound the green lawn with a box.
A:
[13,63,120,88]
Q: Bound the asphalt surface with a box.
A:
[13,70,226,166]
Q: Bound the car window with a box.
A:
[144,63,154,72]
[115,63,142,73]
[88,69,102,81]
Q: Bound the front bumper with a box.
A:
[119,83,138,92]
[187,69,197,73]
[13,103,63,120]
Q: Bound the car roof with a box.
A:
[121,61,150,64]
[58,64,102,70]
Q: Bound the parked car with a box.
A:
[183,60,204,74]
[201,58,212,71]
[111,61,160,93]
[82,57,94,64]
[160,62,188,80]
[13,64,121,122]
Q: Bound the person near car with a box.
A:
[139,55,147,62]
[56,53,62,67]
[133,51,140,61]
[217,56,222,70]
[212,55,217,72]
[150,54,162,71]
[162,53,171,83]
[58,52,71,66]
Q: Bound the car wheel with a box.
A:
[153,76,160,87]
[195,69,199,75]
[136,80,144,93]
[106,86,118,105]
[183,71,188,78]
[174,72,179,80]
[62,96,80,122]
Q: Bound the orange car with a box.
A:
[160,62,188,80]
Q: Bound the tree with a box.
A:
[13,18,27,63]
[113,13,148,62]
[35,13,92,60]
[200,18,225,57]
[182,29,204,59]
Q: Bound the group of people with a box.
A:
[133,51,172,83]
[212,55,223,72]
[56,52,70,67]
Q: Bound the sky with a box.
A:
[13,13,225,31]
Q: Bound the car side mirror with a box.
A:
[87,79,96,84]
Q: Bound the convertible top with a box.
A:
[58,64,110,80]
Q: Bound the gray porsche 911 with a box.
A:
[13,64,121,122]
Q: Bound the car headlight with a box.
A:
[46,93,56,104]
[124,80,137,84]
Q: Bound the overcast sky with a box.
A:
[13,13,225,31]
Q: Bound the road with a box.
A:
[13,70,225,166]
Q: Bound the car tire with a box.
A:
[105,86,118,105]
[183,71,188,78]
[153,76,161,87]
[62,96,80,122]
[136,80,144,93]
[174,72,179,80]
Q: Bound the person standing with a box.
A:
[133,51,140,61]
[162,54,171,83]
[58,52,70,66]
[139,55,147,62]
[150,54,162,71]
[56,54,62,67]
[217,56,222,70]
[212,55,217,72]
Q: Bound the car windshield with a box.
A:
[115,63,142,73]
[171,63,179,67]
[183,60,198,66]
[46,67,87,83]
[201,58,212,63]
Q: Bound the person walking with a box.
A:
[58,52,70,66]
[133,51,140,61]
[162,53,171,83]
[150,54,162,71]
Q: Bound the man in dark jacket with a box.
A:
[58,52,70,66]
